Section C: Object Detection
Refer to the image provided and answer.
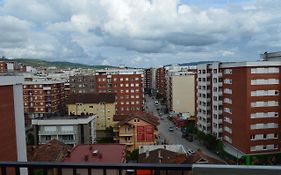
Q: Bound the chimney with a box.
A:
[89,146,93,151]
[158,150,163,163]
[145,150,149,158]
[84,155,89,161]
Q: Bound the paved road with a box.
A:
[144,95,224,162]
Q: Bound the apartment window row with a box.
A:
[224,88,232,94]
[251,67,279,74]
[120,83,140,87]
[120,101,140,105]
[224,79,232,84]
[224,69,232,74]
[224,107,232,114]
[250,123,278,130]
[250,133,278,141]
[224,135,232,143]
[120,107,140,111]
[224,117,232,124]
[251,79,279,85]
[250,112,278,119]
[224,98,232,104]
[250,144,278,152]
[251,90,279,96]
[251,101,279,108]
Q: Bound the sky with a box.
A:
[0,0,281,67]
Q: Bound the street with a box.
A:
[145,95,224,162]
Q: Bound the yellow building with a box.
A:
[67,93,116,131]
[114,112,159,152]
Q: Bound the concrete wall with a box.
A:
[171,75,195,115]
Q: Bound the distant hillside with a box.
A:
[0,58,117,69]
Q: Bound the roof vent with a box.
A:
[84,155,89,161]
[92,150,99,156]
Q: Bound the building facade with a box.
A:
[155,67,166,96]
[23,81,66,118]
[32,115,96,146]
[196,63,223,138]
[0,76,27,165]
[221,61,281,157]
[69,75,96,94]
[95,69,144,114]
[66,93,116,131]
[166,71,195,116]
[114,112,159,152]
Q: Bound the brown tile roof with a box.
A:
[27,139,72,162]
[67,93,116,104]
[183,150,225,164]
[114,112,159,127]
[63,144,126,163]
[139,148,187,164]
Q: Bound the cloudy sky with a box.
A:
[0,0,281,67]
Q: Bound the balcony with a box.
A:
[0,161,280,175]
[119,132,133,136]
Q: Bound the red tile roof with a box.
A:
[67,93,116,104]
[63,144,126,163]
[27,139,72,162]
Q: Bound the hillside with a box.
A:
[0,58,117,69]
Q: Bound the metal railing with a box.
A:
[0,162,281,175]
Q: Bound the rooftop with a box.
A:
[63,144,126,163]
[114,111,159,127]
[27,139,71,162]
[67,93,116,104]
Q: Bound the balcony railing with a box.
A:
[1,161,281,175]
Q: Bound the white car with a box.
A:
[154,100,159,105]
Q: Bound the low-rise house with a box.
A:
[32,115,96,146]
[114,112,159,152]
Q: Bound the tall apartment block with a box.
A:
[0,76,27,163]
[196,63,223,138]
[221,60,281,158]
[23,80,66,119]
[144,68,156,94]
[166,71,195,116]
[69,75,96,94]
[155,67,166,96]
[95,69,144,114]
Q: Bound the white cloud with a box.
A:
[1,0,281,67]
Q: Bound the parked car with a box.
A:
[154,100,159,105]
[168,126,174,132]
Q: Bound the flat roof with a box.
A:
[0,75,24,86]
[24,80,66,85]
[32,115,95,125]
[221,61,281,68]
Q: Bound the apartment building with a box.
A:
[144,68,156,94]
[95,69,144,114]
[32,115,96,145]
[196,63,223,138]
[0,76,27,165]
[113,112,159,152]
[155,67,166,96]
[69,75,96,94]
[0,60,31,73]
[66,93,116,131]
[166,71,195,116]
[221,61,281,158]
[23,80,66,119]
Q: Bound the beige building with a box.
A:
[66,93,116,131]
[167,72,195,116]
